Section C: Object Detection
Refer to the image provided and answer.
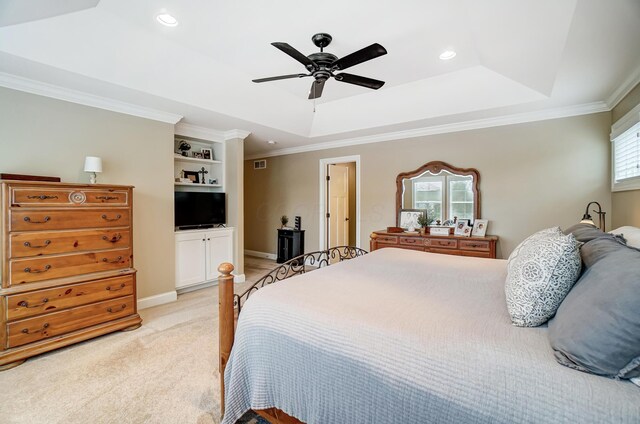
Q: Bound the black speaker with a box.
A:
[294,216,301,230]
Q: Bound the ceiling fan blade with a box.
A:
[271,42,316,70]
[331,43,387,71]
[252,74,309,83]
[308,80,326,99]
[334,73,385,90]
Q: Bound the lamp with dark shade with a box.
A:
[580,201,606,231]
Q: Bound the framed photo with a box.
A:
[201,148,213,160]
[454,219,471,237]
[192,152,204,159]
[398,209,425,230]
[472,219,489,237]
[182,170,199,184]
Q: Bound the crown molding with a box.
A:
[174,124,250,142]
[224,129,251,141]
[607,65,640,109]
[0,72,182,124]
[246,101,610,160]
[175,122,226,142]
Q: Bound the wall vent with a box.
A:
[254,159,267,170]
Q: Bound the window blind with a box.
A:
[614,122,640,182]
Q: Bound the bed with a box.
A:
[218,247,640,424]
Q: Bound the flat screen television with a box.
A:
[175,192,225,230]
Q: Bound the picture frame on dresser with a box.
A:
[472,219,489,237]
[399,209,425,230]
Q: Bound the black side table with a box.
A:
[277,229,305,263]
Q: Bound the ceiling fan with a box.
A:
[252,33,387,99]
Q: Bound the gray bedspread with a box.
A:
[222,248,640,424]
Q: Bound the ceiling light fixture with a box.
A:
[267,140,277,145]
[156,13,178,27]
[439,50,457,60]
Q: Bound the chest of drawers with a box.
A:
[0,181,141,370]
[370,230,498,259]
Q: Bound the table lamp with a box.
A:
[84,156,102,184]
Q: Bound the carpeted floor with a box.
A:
[0,256,276,424]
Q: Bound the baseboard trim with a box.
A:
[137,291,178,310]
[233,273,246,283]
[245,249,277,260]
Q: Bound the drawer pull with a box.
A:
[468,243,483,248]
[106,283,126,291]
[21,323,49,334]
[23,216,51,224]
[102,256,123,264]
[24,265,51,274]
[107,304,127,313]
[102,234,122,243]
[101,214,122,222]
[18,298,49,308]
[95,196,119,201]
[23,240,51,249]
[405,239,416,244]
[27,195,59,200]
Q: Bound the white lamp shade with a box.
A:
[84,156,103,173]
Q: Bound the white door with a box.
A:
[328,164,349,248]
[205,230,234,281]
[175,232,207,289]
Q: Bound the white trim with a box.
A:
[246,102,609,160]
[233,273,246,283]
[0,72,183,124]
[319,155,361,251]
[137,291,177,310]
[607,64,640,109]
[245,249,277,260]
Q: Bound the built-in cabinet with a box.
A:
[175,228,233,290]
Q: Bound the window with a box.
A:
[612,105,640,192]
[412,175,474,221]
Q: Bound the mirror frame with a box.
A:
[395,161,481,226]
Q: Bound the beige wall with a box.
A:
[0,87,175,299]
[245,113,612,258]
[611,82,640,228]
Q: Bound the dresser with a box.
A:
[0,181,141,370]
[370,230,498,259]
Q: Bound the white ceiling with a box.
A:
[0,0,639,157]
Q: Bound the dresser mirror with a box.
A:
[396,161,480,226]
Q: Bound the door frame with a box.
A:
[319,155,361,250]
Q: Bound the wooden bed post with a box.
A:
[218,262,235,418]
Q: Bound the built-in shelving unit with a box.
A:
[173,134,225,192]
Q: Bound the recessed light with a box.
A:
[156,13,178,27]
[439,50,456,61]
[267,140,277,145]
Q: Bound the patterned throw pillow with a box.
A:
[505,227,581,327]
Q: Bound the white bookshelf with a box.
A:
[173,135,225,191]
[174,182,223,188]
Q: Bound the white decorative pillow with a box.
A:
[609,226,640,249]
[505,227,582,327]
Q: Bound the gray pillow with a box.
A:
[505,228,582,327]
[564,223,623,245]
[548,237,640,380]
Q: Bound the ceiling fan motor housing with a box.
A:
[308,52,338,81]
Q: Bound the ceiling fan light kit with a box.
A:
[252,33,387,99]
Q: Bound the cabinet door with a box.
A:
[205,231,233,281]
[175,233,207,289]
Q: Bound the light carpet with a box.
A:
[0,257,274,424]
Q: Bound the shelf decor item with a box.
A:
[201,148,213,160]
[182,170,199,184]
[454,219,472,237]
[281,215,289,229]
[178,140,191,157]
[83,156,102,184]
